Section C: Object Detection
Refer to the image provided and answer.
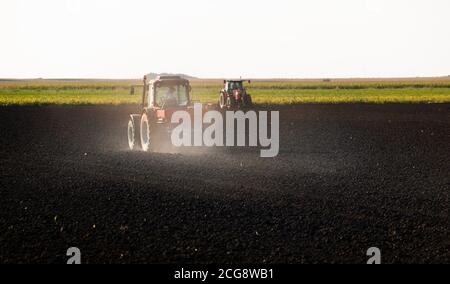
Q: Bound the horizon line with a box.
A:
[1,75,450,81]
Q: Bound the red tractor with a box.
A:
[219,80,253,110]
[127,75,193,152]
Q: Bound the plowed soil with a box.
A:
[0,104,448,264]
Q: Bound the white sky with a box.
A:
[0,0,449,79]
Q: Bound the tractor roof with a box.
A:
[224,79,252,83]
[157,75,184,80]
[150,75,189,85]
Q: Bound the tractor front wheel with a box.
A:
[140,113,152,152]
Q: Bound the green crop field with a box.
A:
[0,79,450,106]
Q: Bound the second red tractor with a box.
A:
[219,80,253,110]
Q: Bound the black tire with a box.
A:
[243,94,253,109]
[227,96,236,110]
[127,115,141,151]
[236,100,244,110]
[140,113,152,152]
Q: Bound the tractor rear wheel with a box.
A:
[140,113,152,152]
[127,116,141,151]
[243,94,253,109]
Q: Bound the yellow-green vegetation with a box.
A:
[0,79,449,106]
[0,89,137,106]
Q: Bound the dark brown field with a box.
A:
[0,104,449,264]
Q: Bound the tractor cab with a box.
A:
[143,76,192,125]
[146,76,191,109]
[225,80,245,93]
